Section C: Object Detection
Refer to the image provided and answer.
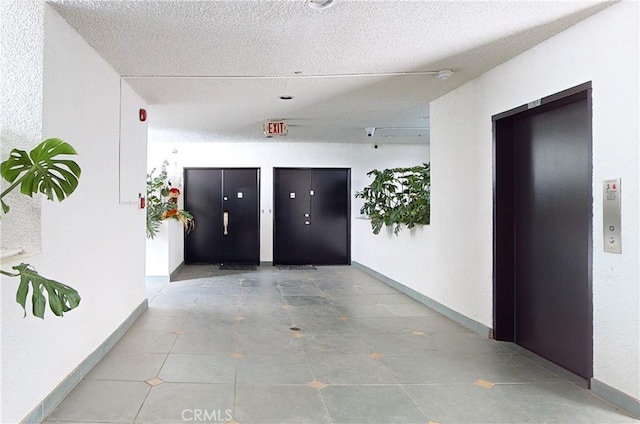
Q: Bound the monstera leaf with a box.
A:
[0,138,81,212]
[13,263,81,318]
[1,138,82,318]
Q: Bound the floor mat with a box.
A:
[276,265,317,270]
[219,264,257,270]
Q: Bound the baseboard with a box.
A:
[591,378,640,419]
[21,299,149,424]
[351,261,492,338]
[169,261,185,281]
[260,261,273,266]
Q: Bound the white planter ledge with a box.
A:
[1,248,24,261]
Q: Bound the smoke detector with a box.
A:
[436,69,453,80]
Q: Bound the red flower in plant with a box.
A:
[163,209,178,218]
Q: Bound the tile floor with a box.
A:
[45,265,638,424]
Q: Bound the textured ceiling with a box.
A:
[48,0,614,144]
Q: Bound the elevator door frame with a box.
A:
[492,81,593,380]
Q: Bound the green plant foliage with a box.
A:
[12,263,81,318]
[146,169,170,239]
[355,163,430,235]
[0,138,81,211]
[1,138,82,318]
[146,169,194,239]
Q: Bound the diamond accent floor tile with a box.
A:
[172,329,187,336]
[235,315,245,321]
[292,332,305,339]
[475,379,495,388]
[230,352,245,359]
[145,377,164,386]
[338,316,349,321]
[307,380,328,390]
[368,352,384,360]
[412,330,425,336]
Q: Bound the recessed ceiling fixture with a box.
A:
[279,95,294,100]
[436,69,453,80]
[307,0,335,10]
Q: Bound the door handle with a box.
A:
[223,211,229,235]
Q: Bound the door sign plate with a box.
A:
[290,192,296,199]
[603,178,622,253]
[237,192,243,199]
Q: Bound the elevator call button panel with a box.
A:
[603,179,622,254]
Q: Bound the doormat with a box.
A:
[219,264,257,271]
[276,265,317,270]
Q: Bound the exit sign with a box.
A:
[263,120,288,137]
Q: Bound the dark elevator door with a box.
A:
[494,84,592,380]
[184,168,260,265]
[274,168,350,265]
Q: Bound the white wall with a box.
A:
[429,1,638,401]
[146,219,184,278]
[168,218,185,273]
[1,4,148,422]
[0,0,44,253]
[147,139,429,265]
[146,221,170,276]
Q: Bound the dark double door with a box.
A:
[184,168,260,265]
[494,83,592,379]
[274,168,350,265]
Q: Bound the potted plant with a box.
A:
[146,169,194,239]
[355,163,430,235]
